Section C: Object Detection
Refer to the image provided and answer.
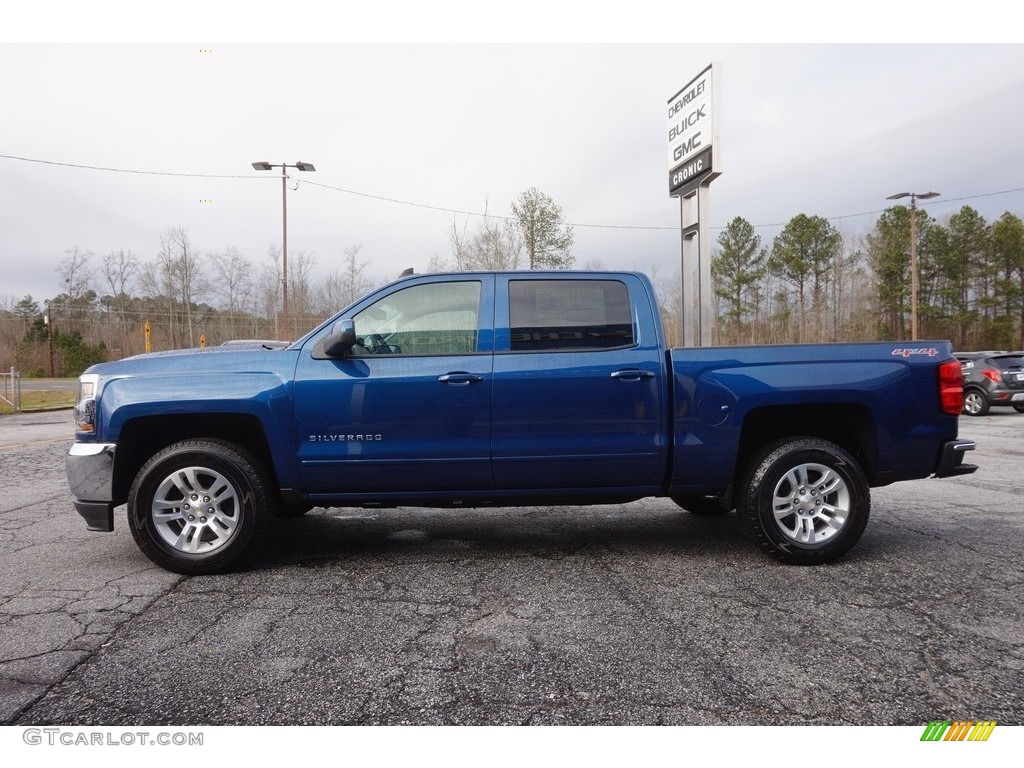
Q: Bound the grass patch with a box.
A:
[0,390,76,414]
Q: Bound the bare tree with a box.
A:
[55,245,95,331]
[433,200,523,272]
[138,237,177,348]
[165,227,204,348]
[466,216,522,270]
[288,250,318,334]
[254,247,283,338]
[317,245,373,317]
[100,248,139,353]
[653,268,683,349]
[209,246,253,338]
[448,216,471,271]
[341,245,371,307]
[828,231,869,342]
[136,228,204,349]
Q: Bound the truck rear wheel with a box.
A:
[127,439,273,575]
[737,438,870,565]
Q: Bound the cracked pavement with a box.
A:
[0,410,181,722]
[1,409,1022,725]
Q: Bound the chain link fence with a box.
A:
[1,367,21,411]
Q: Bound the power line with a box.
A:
[764,188,1024,229]
[0,154,261,180]
[299,179,516,222]
[300,179,676,231]
[303,179,1024,231]
[4,152,1024,232]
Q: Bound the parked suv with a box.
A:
[955,351,1024,415]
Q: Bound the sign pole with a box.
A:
[667,62,722,348]
[680,193,698,347]
[678,183,714,347]
[697,182,713,347]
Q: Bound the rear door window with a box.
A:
[508,279,634,352]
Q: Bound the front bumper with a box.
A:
[934,438,978,478]
[66,442,117,532]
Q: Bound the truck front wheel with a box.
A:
[737,438,870,565]
[127,439,273,575]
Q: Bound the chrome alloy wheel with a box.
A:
[770,462,850,546]
[151,466,242,554]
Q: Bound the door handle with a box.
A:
[437,373,484,386]
[610,369,655,381]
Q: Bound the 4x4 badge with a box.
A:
[892,348,939,357]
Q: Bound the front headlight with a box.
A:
[75,374,100,433]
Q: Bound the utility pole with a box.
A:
[44,305,54,377]
[886,191,940,340]
[251,160,317,340]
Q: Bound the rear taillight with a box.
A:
[981,368,1002,383]
[939,360,965,415]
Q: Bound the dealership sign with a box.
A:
[667,63,721,196]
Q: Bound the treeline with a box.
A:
[0,188,577,377]
[708,206,1024,351]
[0,230,379,377]
[2,201,1022,378]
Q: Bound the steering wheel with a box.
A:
[369,333,394,355]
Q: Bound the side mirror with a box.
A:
[322,319,357,358]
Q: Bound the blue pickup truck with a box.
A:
[67,271,977,574]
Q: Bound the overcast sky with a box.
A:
[3,10,1023,306]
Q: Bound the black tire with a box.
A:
[736,438,870,565]
[1013,404,1024,414]
[670,494,731,515]
[127,439,274,575]
[962,390,989,416]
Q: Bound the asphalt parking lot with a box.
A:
[0,409,1021,726]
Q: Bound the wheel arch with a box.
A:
[736,404,877,484]
[112,414,277,506]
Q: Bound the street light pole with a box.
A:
[886,190,940,341]
[252,160,316,340]
[279,163,288,342]
[44,305,54,377]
